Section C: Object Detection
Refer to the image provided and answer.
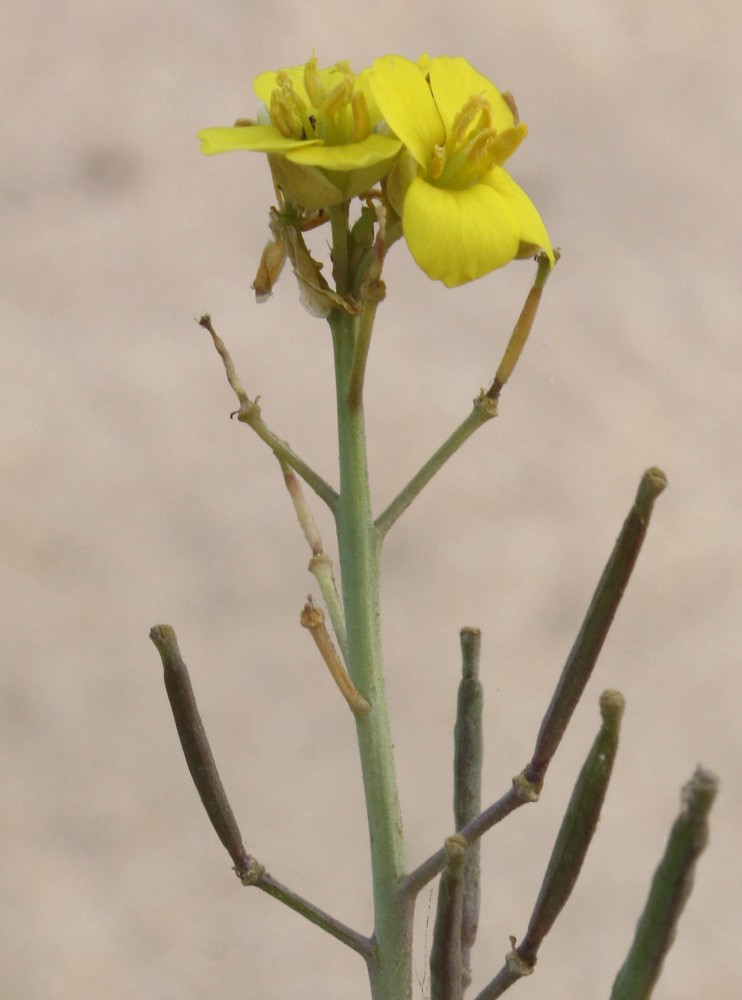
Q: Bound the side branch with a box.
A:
[401,786,528,900]
[199,315,338,512]
[149,623,371,959]
[280,459,348,660]
[472,690,625,1000]
[402,467,668,901]
[375,394,497,538]
[251,869,375,960]
[375,252,554,538]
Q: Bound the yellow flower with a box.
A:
[198,57,402,211]
[369,55,554,287]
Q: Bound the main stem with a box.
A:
[330,306,411,1000]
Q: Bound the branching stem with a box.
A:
[376,253,554,538]
[199,314,338,511]
[280,458,348,658]
[149,624,370,957]
[330,301,410,1000]
[254,869,374,960]
[375,394,497,538]
[403,468,668,903]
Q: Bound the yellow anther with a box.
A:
[304,56,325,109]
[283,81,307,119]
[429,145,446,179]
[270,91,295,139]
[321,74,353,120]
[466,127,500,167]
[487,123,527,164]
[501,90,520,126]
[451,94,493,142]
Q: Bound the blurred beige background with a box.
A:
[3,2,740,998]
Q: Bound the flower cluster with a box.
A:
[198,54,553,287]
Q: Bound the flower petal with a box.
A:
[285,133,401,169]
[428,57,517,135]
[484,167,554,264]
[402,177,521,286]
[198,124,319,155]
[370,56,445,169]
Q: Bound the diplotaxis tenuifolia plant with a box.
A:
[150,54,716,1000]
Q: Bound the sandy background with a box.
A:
[3,2,740,999]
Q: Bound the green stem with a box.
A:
[376,394,497,538]
[330,304,410,1000]
[256,870,374,960]
[347,298,379,411]
[376,253,554,538]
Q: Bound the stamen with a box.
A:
[430,145,446,179]
[451,94,493,142]
[269,75,313,140]
[351,90,371,142]
[466,128,499,167]
[501,91,520,126]
[321,73,353,120]
[488,124,528,164]
[282,80,307,119]
[304,56,325,109]
[270,91,295,139]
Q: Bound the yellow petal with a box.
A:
[370,56,445,169]
[484,167,554,265]
[285,133,401,170]
[402,177,521,287]
[197,124,319,155]
[428,57,517,134]
[354,65,383,125]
